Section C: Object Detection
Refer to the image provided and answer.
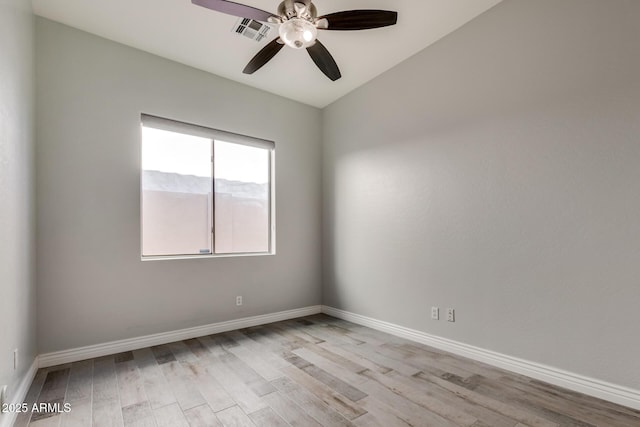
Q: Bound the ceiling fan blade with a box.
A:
[191,0,276,22]
[317,10,398,30]
[306,40,341,81]
[243,38,285,74]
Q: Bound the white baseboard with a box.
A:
[39,305,322,368]
[321,305,640,411]
[0,358,38,427]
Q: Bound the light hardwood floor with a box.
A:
[14,315,640,426]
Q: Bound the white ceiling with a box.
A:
[31,0,503,108]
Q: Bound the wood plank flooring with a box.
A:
[14,314,640,426]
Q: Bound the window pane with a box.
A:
[214,140,270,254]
[141,127,212,256]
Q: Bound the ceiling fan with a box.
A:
[192,0,398,81]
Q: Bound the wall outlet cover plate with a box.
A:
[447,308,455,322]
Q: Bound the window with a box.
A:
[140,115,274,258]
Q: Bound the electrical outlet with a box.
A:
[431,307,439,320]
[447,308,455,322]
[236,296,243,306]
[1,385,7,407]
[14,349,18,370]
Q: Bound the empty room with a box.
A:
[1,0,639,426]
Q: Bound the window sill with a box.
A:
[141,251,275,262]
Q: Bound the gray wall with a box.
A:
[323,0,640,390]
[0,0,37,413]
[35,18,323,353]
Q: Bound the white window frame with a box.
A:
[140,114,276,260]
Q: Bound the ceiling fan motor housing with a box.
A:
[277,0,317,21]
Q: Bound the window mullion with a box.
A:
[211,139,215,255]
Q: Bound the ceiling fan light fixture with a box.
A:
[278,18,317,49]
